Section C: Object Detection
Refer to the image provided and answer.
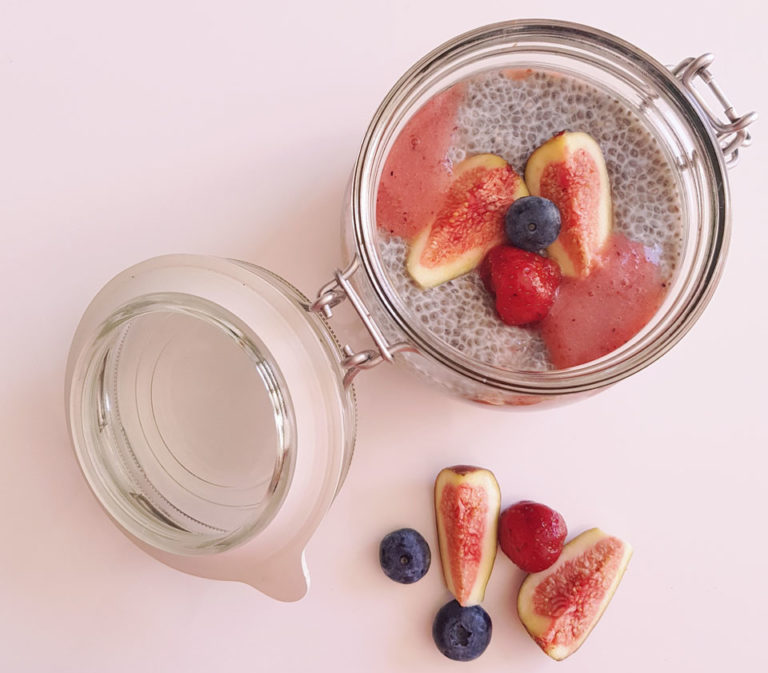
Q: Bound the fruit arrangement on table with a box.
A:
[379,465,632,662]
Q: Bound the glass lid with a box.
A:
[66,255,355,561]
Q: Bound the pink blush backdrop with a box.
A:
[0,1,766,671]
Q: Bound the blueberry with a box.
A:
[504,196,561,252]
[379,528,431,584]
[432,600,492,661]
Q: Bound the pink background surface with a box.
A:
[2,1,766,670]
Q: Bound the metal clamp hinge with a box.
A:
[309,256,415,388]
[671,53,757,167]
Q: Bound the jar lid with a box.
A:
[66,255,356,600]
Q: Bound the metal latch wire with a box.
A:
[309,256,416,388]
[671,53,757,166]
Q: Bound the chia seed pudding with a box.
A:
[376,69,684,372]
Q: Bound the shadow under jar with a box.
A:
[66,20,755,601]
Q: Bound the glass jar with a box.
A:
[66,20,754,600]
[341,19,755,405]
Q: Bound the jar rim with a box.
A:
[350,18,729,395]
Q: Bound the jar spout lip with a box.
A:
[234,548,310,602]
[132,530,311,601]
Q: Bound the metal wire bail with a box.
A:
[309,256,416,387]
[672,53,757,166]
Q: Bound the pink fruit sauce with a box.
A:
[376,69,683,372]
[540,234,666,368]
[376,86,464,240]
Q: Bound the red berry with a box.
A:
[499,501,567,572]
[477,254,495,294]
[481,246,561,326]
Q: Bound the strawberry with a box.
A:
[477,253,495,294]
[481,246,561,326]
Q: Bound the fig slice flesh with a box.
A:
[517,527,632,660]
[525,132,612,278]
[407,154,528,289]
[434,465,501,606]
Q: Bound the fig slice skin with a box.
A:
[525,132,612,279]
[517,528,633,661]
[407,154,529,289]
[434,465,501,607]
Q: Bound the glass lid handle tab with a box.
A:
[671,53,757,167]
[309,256,416,388]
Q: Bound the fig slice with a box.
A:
[517,528,632,661]
[407,154,528,289]
[524,132,612,278]
[435,465,501,606]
